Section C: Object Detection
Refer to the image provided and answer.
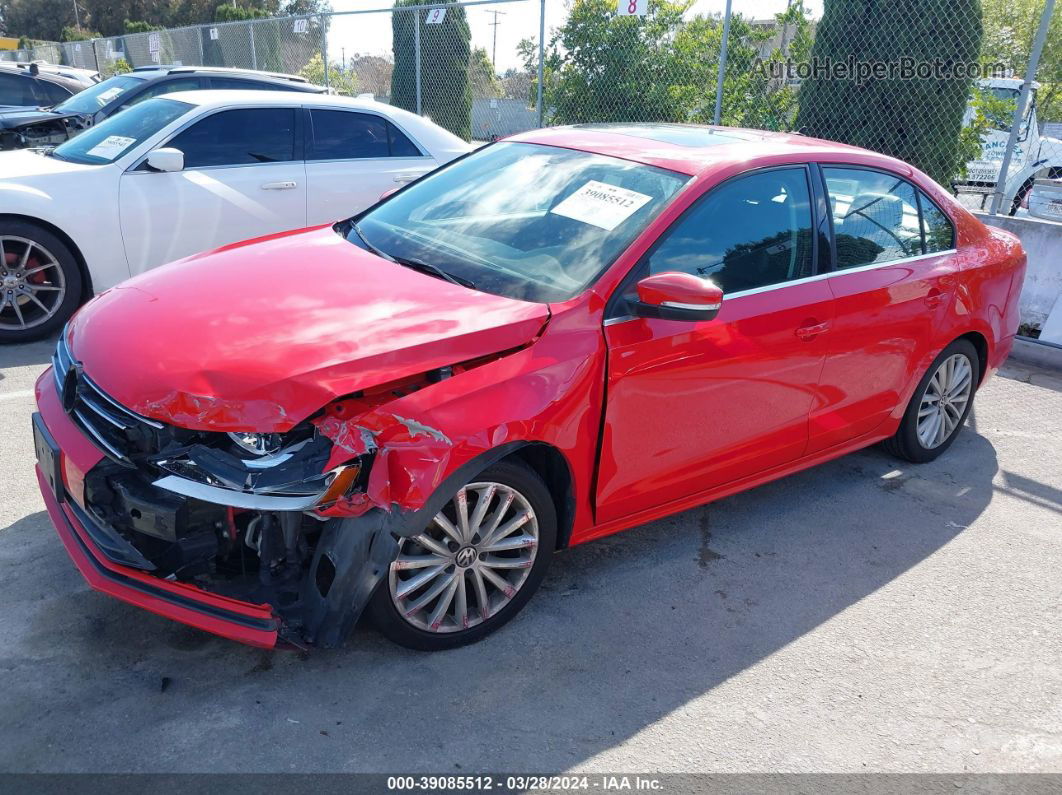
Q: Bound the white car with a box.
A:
[0,90,471,342]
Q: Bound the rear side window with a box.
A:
[646,167,815,294]
[920,192,955,253]
[823,167,922,268]
[168,108,296,168]
[0,73,38,106]
[309,110,422,160]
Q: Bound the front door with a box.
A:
[596,166,834,523]
[119,106,306,274]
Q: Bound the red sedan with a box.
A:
[32,124,1026,651]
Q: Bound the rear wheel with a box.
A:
[369,459,556,651]
[883,338,979,463]
[0,221,82,343]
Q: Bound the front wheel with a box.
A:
[883,338,980,463]
[0,221,82,344]
[368,459,557,651]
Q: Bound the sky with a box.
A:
[326,0,825,76]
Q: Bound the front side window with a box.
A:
[920,192,955,253]
[347,141,688,302]
[0,73,39,106]
[52,74,144,114]
[50,97,191,165]
[33,79,74,105]
[309,110,422,160]
[645,167,815,294]
[117,77,201,109]
[824,167,922,268]
[167,108,296,168]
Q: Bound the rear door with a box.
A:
[304,108,436,224]
[118,106,306,273]
[596,166,834,523]
[807,165,958,453]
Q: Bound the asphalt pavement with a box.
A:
[1,336,1060,773]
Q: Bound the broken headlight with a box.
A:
[152,426,366,510]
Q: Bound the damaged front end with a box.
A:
[50,335,441,649]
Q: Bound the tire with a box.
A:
[883,338,980,463]
[368,459,557,651]
[0,220,83,344]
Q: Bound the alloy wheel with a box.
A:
[0,236,67,332]
[917,353,973,449]
[388,481,539,633]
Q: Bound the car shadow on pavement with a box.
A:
[0,423,1001,773]
[0,335,58,374]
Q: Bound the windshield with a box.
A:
[346,142,688,302]
[52,74,145,114]
[51,97,190,165]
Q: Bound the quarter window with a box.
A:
[823,167,922,268]
[309,110,422,160]
[645,167,815,294]
[920,192,955,253]
[167,108,296,168]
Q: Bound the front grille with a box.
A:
[52,332,163,466]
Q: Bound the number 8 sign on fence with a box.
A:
[617,0,647,16]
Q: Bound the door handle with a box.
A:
[393,173,418,184]
[925,288,948,308]
[795,321,830,341]
[261,181,297,190]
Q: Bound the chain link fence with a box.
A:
[1,0,1058,217]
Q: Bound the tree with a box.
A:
[0,0,78,42]
[795,0,983,185]
[470,46,503,98]
[299,52,358,94]
[980,0,1062,123]
[391,0,472,140]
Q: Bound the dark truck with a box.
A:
[0,64,325,151]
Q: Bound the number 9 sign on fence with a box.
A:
[617,0,647,16]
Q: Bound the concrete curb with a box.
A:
[1007,335,1062,371]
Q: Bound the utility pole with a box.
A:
[72,0,81,32]
[487,9,506,69]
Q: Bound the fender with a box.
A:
[301,440,537,648]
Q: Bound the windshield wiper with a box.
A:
[352,223,475,290]
[392,255,476,290]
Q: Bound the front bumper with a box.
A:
[33,369,281,649]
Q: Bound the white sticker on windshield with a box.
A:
[94,86,125,106]
[550,180,653,231]
[85,135,137,159]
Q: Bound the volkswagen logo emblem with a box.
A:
[61,364,81,415]
[455,546,478,568]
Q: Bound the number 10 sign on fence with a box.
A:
[617,0,647,17]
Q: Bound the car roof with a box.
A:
[0,61,98,85]
[158,89,400,111]
[127,65,323,90]
[510,123,914,179]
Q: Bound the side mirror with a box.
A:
[631,271,723,322]
[145,147,184,173]
[378,187,399,202]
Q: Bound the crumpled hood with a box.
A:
[0,107,74,130]
[67,226,550,432]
